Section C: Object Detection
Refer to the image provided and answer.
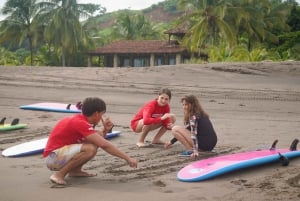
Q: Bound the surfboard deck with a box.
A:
[2,131,121,157]
[0,123,27,131]
[20,102,81,113]
[177,139,300,182]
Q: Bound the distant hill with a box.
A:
[86,1,181,30]
[143,6,181,23]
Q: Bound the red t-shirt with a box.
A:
[43,114,95,157]
[130,99,171,131]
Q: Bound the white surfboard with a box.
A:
[2,138,48,157]
[20,102,81,113]
[2,131,121,157]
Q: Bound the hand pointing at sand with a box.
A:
[127,157,138,168]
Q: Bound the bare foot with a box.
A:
[136,142,153,148]
[68,171,97,177]
[50,174,67,185]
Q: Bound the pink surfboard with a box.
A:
[20,102,81,113]
[177,139,300,182]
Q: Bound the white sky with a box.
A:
[79,0,164,12]
[0,0,299,19]
[0,0,164,19]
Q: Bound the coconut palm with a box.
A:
[38,0,100,66]
[0,0,43,66]
[177,0,236,53]
[229,0,291,50]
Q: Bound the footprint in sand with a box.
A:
[153,180,166,187]
[287,174,300,187]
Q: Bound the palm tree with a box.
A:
[177,0,236,53]
[38,0,100,66]
[287,2,300,31]
[229,0,291,50]
[0,0,43,66]
[112,12,161,40]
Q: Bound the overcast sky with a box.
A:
[79,0,164,12]
[0,0,164,19]
[0,0,299,19]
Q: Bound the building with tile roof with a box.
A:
[86,39,191,67]
[86,26,209,67]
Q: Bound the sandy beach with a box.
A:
[0,61,300,201]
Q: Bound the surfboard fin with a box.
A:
[290,139,299,151]
[278,152,290,166]
[66,104,71,110]
[270,139,278,150]
[11,118,19,126]
[76,101,82,110]
[0,117,6,125]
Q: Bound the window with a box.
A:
[123,58,130,67]
[155,57,164,66]
[169,56,176,65]
[133,57,149,67]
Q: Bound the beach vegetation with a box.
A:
[0,47,20,65]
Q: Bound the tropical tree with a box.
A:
[176,0,297,61]
[177,0,236,53]
[111,12,161,40]
[38,0,101,66]
[276,30,300,59]
[0,0,43,66]
[228,0,292,50]
[287,2,300,31]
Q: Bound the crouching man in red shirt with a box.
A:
[43,97,137,185]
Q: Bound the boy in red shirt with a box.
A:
[44,97,137,185]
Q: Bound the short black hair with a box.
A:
[81,97,106,116]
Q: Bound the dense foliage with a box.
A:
[0,0,299,66]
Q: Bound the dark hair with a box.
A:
[181,95,208,124]
[81,97,106,116]
[159,88,172,99]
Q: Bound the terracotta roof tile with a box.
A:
[88,40,187,54]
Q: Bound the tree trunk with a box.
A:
[29,37,33,66]
[61,47,66,67]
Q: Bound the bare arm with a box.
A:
[190,115,199,158]
[86,133,137,168]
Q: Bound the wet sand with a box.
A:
[0,61,300,201]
